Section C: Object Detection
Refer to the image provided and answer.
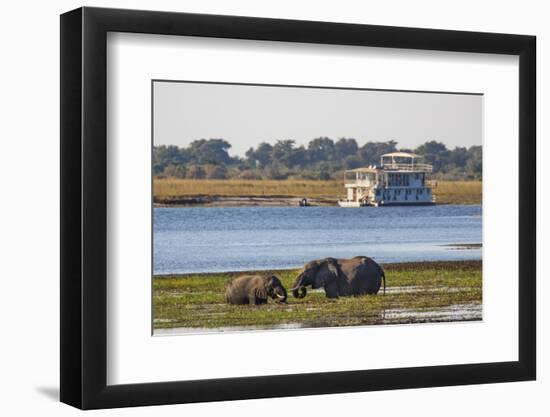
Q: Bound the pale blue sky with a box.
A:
[153,81,482,157]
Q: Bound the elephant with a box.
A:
[290,256,386,299]
[225,274,288,305]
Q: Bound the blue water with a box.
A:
[153,205,482,275]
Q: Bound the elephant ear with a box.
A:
[264,275,277,287]
[325,258,339,278]
[254,286,267,300]
[313,258,339,288]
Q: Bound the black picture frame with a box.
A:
[60,6,536,410]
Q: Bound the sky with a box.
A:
[153,81,483,157]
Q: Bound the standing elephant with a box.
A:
[290,256,386,299]
[225,275,288,305]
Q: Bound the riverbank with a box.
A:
[153,260,482,332]
[153,179,482,206]
[154,195,335,207]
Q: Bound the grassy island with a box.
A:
[153,260,482,332]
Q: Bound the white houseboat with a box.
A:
[338,152,434,207]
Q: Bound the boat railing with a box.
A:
[381,163,433,172]
[344,179,371,187]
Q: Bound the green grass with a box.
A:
[153,260,482,330]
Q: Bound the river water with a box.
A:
[153,205,482,275]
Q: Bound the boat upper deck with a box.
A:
[380,152,433,172]
[342,152,433,192]
[345,152,433,178]
[379,162,433,172]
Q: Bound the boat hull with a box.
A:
[378,201,435,206]
[337,201,366,208]
[338,200,435,207]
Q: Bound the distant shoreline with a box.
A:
[153,195,480,207]
[154,195,336,207]
[154,259,482,278]
[153,179,482,206]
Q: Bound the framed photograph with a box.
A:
[60,7,536,409]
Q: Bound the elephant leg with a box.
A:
[247,291,258,305]
[248,292,267,305]
[249,295,264,305]
[324,281,339,299]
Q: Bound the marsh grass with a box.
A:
[429,180,482,205]
[153,179,482,205]
[153,260,482,330]
[154,179,342,199]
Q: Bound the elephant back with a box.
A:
[225,276,249,304]
[343,257,383,295]
[225,275,265,304]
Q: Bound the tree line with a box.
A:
[153,137,482,180]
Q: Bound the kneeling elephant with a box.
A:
[290,256,386,299]
[225,275,288,305]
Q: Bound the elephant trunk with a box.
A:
[292,286,307,298]
[290,274,307,298]
[275,286,287,303]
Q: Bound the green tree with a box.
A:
[307,137,335,163]
[162,164,187,178]
[448,146,470,168]
[152,138,483,181]
[188,139,232,165]
[343,155,363,169]
[264,161,288,180]
[238,169,262,180]
[246,142,273,168]
[271,140,297,167]
[358,140,397,165]
[414,140,450,172]
[317,162,332,180]
[287,145,308,167]
[153,145,189,174]
[335,138,358,159]
[186,165,206,179]
[204,164,227,179]
[465,146,482,179]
